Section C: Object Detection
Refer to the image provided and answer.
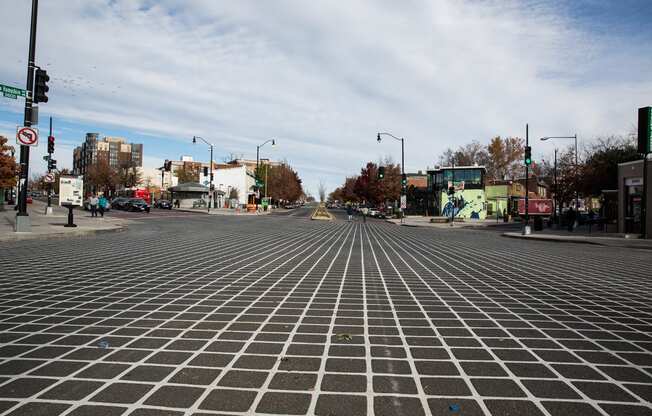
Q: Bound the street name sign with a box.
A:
[1,84,26,99]
[16,126,38,146]
[59,175,83,206]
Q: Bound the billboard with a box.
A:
[518,198,552,216]
[59,175,83,206]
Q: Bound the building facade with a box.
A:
[618,159,652,235]
[73,133,143,177]
[427,165,488,219]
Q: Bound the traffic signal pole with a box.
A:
[16,0,39,232]
[46,116,53,215]
[523,124,530,235]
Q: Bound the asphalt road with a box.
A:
[0,213,650,416]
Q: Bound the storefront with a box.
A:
[618,159,652,235]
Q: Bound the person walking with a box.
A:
[346,204,354,222]
[89,194,99,217]
[98,194,108,218]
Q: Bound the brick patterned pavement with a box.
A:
[0,214,650,416]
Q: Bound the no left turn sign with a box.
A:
[16,126,39,146]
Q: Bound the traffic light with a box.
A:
[164,160,172,171]
[401,174,407,187]
[203,166,208,176]
[34,69,49,103]
[47,136,55,154]
[48,159,57,170]
[378,166,385,179]
[524,146,532,166]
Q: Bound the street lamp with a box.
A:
[540,134,579,223]
[377,132,405,224]
[256,139,276,202]
[192,135,214,213]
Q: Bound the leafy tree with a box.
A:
[174,165,199,183]
[0,135,17,206]
[117,160,142,189]
[581,136,639,197]
[486,136,524,180]
[267,162,303,202]
[87,160,118,195]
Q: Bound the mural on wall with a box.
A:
[441,189,487,219]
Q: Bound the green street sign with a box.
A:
[639,107,652,154]
[1,84,26,99]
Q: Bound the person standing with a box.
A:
[346,204,354,222]
[98,194,108,218]
[89,194,99,217]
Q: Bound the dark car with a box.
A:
[154,199,172,209]
[125,198,150,213]
[111,197,129,210]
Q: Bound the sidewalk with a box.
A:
[0,200,125,241]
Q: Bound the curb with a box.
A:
[501,232,602,246]
[0,224,126,242]
[501,232,652,250]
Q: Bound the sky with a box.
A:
[1,0,651,195]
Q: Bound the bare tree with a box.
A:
[318,181,326,203]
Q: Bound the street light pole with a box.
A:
[377,132,406,224]
[256,139,275,205]
[540,134,579,225]
[192,136,214,213]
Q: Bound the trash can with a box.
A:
[533,216,543,231]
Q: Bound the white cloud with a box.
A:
[0,0,649,195]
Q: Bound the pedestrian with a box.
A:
[98,194,108,218]
[89,194,99,217]
[346,204,354,222]
[567,207,575,232]
[362,206,367,223]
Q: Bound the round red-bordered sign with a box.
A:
[16,127,38,146]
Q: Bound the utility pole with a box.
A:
[16,0,39,232]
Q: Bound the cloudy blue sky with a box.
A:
[1,0,650,195]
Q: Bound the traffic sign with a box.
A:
[400,195,407,210]
[1,84,26,99]
[43,173,55,183]
[16,126,39,146]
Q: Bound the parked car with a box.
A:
[110,197,129,210]
[154,199,172,209]
[125,198,150,213]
